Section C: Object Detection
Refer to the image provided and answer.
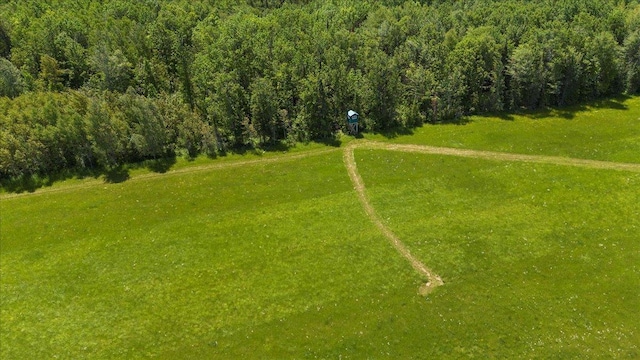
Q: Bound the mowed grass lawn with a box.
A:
[2,96,639,358]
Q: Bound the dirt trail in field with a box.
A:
[343,140,640,295]
[343,144,444,294]
[6,140,638,201]
[354,141,640,172]
[0,148,339,200]
[5,138,639,293]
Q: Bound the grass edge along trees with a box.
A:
[1,0,640,181]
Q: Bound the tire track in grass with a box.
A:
[344,140,640,295]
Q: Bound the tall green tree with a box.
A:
[0,58,25,98]
[446,27,504,113]
[583,31,623,97]
[297,73,330,139]
[86,96,128,168]
[118,91,167,159]
[0,18,11,59]
[250,77,279,143]
[89,47,132,92]
[508,43,545,109]
[623,30,640,94]
[39,54,65,91]
[149,3,198,108]
[54,32,89,88]
[360,48,400,130]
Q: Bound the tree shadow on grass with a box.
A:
[213,141,298,159]
[514,95,630,120]
[315,136,343,147]
[0,167,105,194]
[260,141,293,152]
[0,175,48,194]
[590,95,630,110]
[146,156,177,173]
[104,166,130,183]
[447,116,473,125]
[527,107,582,120]
[375,127,415,139]
[466,95,632,123]
[370,116,477,138]
[481,111,515,121]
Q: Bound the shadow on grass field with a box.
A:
[0,157,178,193]
[2,110,639,357]
[2,96,637,194]
[0,168,100,194]
[4,144,638,358]
[373,126,415,139]
[365,95,639,164]
[471,95,631,122]
[0,140,306,194]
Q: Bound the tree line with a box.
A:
[1,0,639,179]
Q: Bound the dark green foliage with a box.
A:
[0,19,11,58]
[0,90,188,177]
[446,27,504,113]
[623,30,640,94]
[89,47,132,92]
[1,0,639,179]
[0,58,25,98]
[507,43,545,109]
[117,91,167,160]
[86,96,126,168]
[250,77,279,143]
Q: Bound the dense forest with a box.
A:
[1,0,639,179]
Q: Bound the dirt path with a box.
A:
[354,141,640,172]
[343,143,444,295]
[343,140,640,295]
[5,139,638,294]
[0,148,339,200]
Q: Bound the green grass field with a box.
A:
[1,97,639,358]
[369,95,640,164]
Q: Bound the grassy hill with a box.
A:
[1,97,639,358]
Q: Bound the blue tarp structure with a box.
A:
[347,110,359,123]
[346,110,359,134]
